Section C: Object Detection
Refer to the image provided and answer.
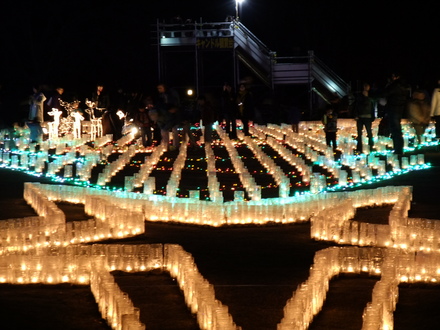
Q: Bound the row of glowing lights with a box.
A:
[311,186,440,254]
[2,116,438,327]
[3,245,440,330]
[11,182,440,256]
[5,183,146,252]
[0,121,434,202]
[2,185,440,329]
[0,244,239,330]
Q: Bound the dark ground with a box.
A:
[0,146,440,329]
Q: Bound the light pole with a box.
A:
[235,0,244,21]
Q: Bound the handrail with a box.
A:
[236,51,271,87]
[273,53,350,97]
[310,53,350,95]
[233,21,275,58]
[155,21,234,38]
[153,19,351,98]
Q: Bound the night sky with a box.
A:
[1,1,439,100]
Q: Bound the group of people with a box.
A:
[144,81,256,150]
[25,84,123,141]
[25,73,440,157]
[322,73,440,155]
[22,80,261,151]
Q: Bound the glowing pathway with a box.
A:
[0,120,439,329]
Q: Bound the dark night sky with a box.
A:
[1,1,439,99]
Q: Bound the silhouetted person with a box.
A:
[157,104,182,151]
[322,106,338,150]
[125,90,144,120]
[112,87,129,114]
[91,84,110,118]
[156,83,194,150]
[133,106,152,147]
[156,83,180,113]
[407,89,430,145]
[353,82,375,153]
[197,94,217,144]
[28,86,46,123]
[430,80,440,139]
[382,73,410,155]
[46,86,65,117]
[145,96,161,145]
[221,82,238,139]
[27,118,44,143]
[279,95,301,134]
[236,83,254,136]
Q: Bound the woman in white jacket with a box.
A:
[430,81,440,139]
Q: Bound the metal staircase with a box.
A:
[154,19,351,101]
[230,21,350,98]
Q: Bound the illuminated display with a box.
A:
[0,119,437,329]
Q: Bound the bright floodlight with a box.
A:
[235,0,245,21]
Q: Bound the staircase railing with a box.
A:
[232,21,276,79]
[231,24,350,96]
[309,52,350,97]
[153,20,350,98]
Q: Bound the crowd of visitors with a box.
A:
[0,80,264,150]
[322,73,440,155]
[1,73,440,155]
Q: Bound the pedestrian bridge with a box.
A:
[154,20,350,101]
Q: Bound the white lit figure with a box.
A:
[91,118,103,140]
[47,108,62,139]
[71,111,84,139]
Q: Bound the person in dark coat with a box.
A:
[236,83,254,136]
[91,84,110,119]
[407,90,430,145]
[220,82,238,139]
[353,82,376,153]
[133,106,152,147]
[383,73,410,155]
[46,87,65,118]
[322,106,338,150]
[197,94,217,144]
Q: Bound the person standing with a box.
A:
[430,80,440,140]
[125,89,143,120]
[46,86,65,118]
[155,83,179,149]
[288,105,301,134]
[279,94,301,134]
[91,84,110,118]
[322,106,338,150]
[133,106,152,147]
[353,82,375,153]
[221,82,238,139]
[91,84,116,138]
[407,90,431,145]
[383,73,410,155]
[28,86,46,123]
[145,96,161,145]
[27,118,44,143]
[112,87,129,115]
[157,104,182,151]
[236,83,254,136]
[156,83,180,113]
[197,94,217,144]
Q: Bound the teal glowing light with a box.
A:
[0,122,436,202]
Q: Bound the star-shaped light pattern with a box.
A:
[0,119,439,329]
